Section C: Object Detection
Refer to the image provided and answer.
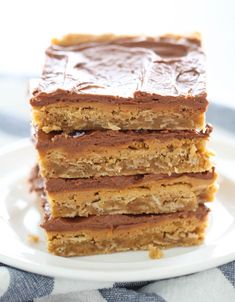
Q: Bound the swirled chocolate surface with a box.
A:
[31,35,207,110]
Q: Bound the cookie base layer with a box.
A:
[32,102,206,133]
[42,205,209,257]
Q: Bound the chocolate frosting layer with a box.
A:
[31,35,207,110]
[41,203,209,232]
[35,125,212,152]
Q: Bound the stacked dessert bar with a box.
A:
[30,33,217,257]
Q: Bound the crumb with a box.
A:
[27,234,39,244]
[148,245,163,259]
[107,123,121,130]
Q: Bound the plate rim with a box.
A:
[0,138,235,282]
[1,248,235,282]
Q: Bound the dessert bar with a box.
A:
[30,166,217,218]
[41,200,209,257]
[35,126,212,178]
[30,34,208,132]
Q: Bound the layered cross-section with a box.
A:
[29,33,216,257]
[30,34,208,132]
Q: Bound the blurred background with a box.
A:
[0,0,235,147]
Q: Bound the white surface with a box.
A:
[0,137,235,282]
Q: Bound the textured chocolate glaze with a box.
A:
[35,125,212,152]
[41,203,209,232]
[30,35,208,110]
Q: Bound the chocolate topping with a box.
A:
[35,125,212,152]
[30,35,208,110]
[41,203,209,232]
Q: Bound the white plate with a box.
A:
[0,135,235,282]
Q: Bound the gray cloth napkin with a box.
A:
[0,103,234,302]
[0,262,235,302]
